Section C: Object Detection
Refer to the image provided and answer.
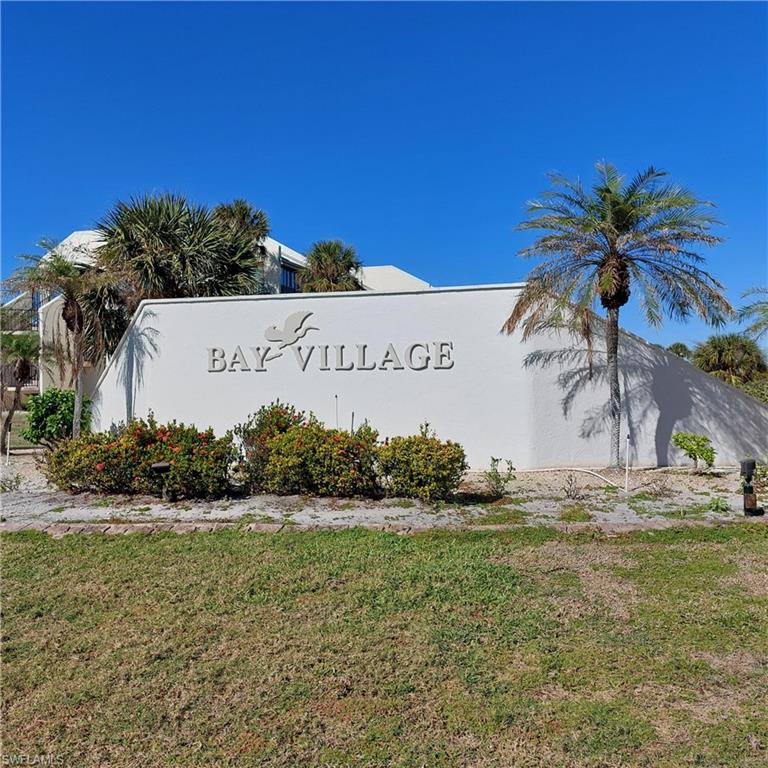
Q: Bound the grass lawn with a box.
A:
[2,526,767,767]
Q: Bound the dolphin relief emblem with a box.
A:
[262,311,318,361]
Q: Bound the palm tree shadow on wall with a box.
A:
[117,309,159,425]
[524,336,764,465]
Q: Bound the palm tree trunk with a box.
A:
[1,382,23,457]
[72,333,84,438]
[606,307,621,467]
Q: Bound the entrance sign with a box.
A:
[91,285,768,468]
[207,312,455,373]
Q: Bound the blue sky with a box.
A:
[2,1,766,347]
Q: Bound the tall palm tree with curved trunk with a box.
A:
[503,163,732,467]
[738,287,768,340]
[298,240,363,293]
[0,332,39,455]
[8,249,106,439]
[692,334,766,386]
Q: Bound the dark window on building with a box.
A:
[280,263,299,293]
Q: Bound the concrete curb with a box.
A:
[1,517,765,538]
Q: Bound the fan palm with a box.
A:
[738,287,768,340]
[503,163,732,466]
[0,332,40,454]
[213,199,270,253]
[298,240,363,293]
[95,195,270,349]
[667,342,692,361]
[692,334,766,386]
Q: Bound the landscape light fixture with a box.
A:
[740,459,764,517]
[151,461,174,503]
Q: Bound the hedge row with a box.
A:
[236,402,467,501]
[44,402,468,502]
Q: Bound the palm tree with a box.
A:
[0,332,39,454]
[7,249,104,438]
[95,195,270,349]
[213,199,270,253]
[667,342,692,361]
[738,287,768,340]
[298,240,363,293]
[692,334,766,386]
[503,163,732,466]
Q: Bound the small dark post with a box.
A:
[151,461,174,502]
[740,459,764,517]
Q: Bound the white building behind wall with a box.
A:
[90,285,768,469]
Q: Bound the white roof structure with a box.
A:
[358,265,430,292]
[49,229,103,266]
[263,236,305,266]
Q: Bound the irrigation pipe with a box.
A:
[513,467,623,490]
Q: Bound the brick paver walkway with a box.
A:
[3,517,760,538]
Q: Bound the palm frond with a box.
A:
[737,287,768,340]
[504,162,731,339]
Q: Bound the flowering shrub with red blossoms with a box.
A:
[44,416,236,499]
[233,401,306,492]
[261,419,380,497]
[235,403,465,500]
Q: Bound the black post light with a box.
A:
[151,461,174,503]
[740,459,765,517]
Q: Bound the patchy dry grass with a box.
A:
[559,504,594,523]
[470,505,529,526]
[2,525,767,767]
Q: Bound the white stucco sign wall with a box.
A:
[91,285,768,468]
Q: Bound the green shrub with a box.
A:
[44,416,235,499]
[671,432,716,469]
[754,461,768,503]
[378,423,468,502]
[237,404,468,501]
[738,375,768,405]
[483,457,516,499]
[234,401,306,492]
[21,388,91,448]
[707,496,730,514]
[263,419,380,497]
[260,420,317,495]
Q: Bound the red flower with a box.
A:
[95,462,105,472]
